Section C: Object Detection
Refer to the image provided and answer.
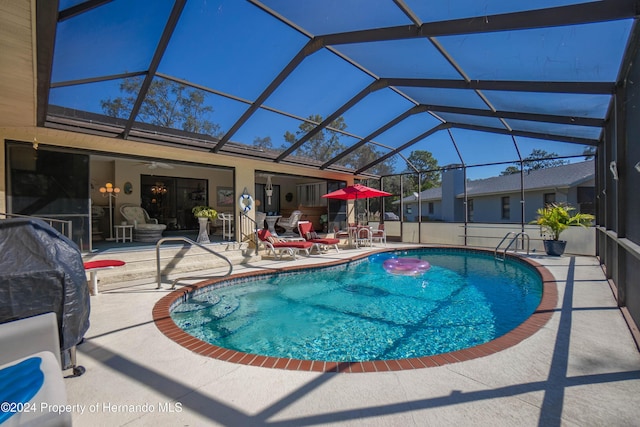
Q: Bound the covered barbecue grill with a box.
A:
[0,218,90,374]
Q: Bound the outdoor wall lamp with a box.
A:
[609,161,619,180]
[635,161,640,173]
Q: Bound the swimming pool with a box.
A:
[155,248,557,371]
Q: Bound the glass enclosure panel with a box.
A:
[135,77,248,138]
[405,0,596,22]
[52,0,174,82]
[437,113,504,130]
[464,164,521,225]
[402,174,420,222]
[381,175,402,222]
[49,79,140,118]
[337,142,395,176]
[437,20,632,82]
[292,132,360,166]
[404,130,464,169]
[484,91,611,119]
[266,49,373,120]
[160,0,308,100]
[452,129,519,171]
[59,0,89,9]
[514,137,596,163]
[506,119,602,140]
[339,88,414,138]
[236,109,312,157]
[260,0,410,34]
[334,39,461,79]
[398,87,488,110]
[374,112,442,149]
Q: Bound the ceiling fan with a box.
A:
[136,161,174,170]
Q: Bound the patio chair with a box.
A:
[298,221,340,253]
[355,226,372,247]
[371,223,386,246]
[276,210,303,235]
[256,228,313,259]
[120,204,166,243]
[333,223,354,240]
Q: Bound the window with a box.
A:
[255,183,280,214]
[501,196,510,220]
[7,142,90,250]
[544,192,556,206]
[428,202,434,214]
[297,182,327,207]
[467,199,474,222]
[141,175,209,230]
[577,186,595,215]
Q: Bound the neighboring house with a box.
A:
[399,161,595,223]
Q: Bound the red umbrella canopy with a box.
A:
[322,184,392,200]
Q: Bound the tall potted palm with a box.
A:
[531,203,594,256]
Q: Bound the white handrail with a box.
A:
[155,237,233,289]
[495,232,530,261]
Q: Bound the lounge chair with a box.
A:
[256,228,313,259]
[120,204,166,243]
[276,210,303,235]
[298,221,340,253]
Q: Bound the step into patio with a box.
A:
[81,241,260,290]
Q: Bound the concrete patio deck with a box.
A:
[65,245,640,426]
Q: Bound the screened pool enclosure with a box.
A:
[17,1,640,333]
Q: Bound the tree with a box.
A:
[101,77,222,137]
[253,136,272,150]
[282,114,394,174]
[404,150,440,190]
[501,166,521,176]
[283,114,347,161]
[342,144,394,177]
[501,149,568,175]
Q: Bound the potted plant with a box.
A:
[531,203,594,256]
[192,206,217,243]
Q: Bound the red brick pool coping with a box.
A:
[152,248,558,373]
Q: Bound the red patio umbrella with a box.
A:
[321,184,392,200]
[322,184,392,224]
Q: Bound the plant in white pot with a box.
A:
[192,206,218,244]
[531,203,594,256]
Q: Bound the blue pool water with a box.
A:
[171,249,542,361]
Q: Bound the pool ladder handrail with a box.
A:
[495,232,530,261]
[155,237,233,289]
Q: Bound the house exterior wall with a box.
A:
[467,189,576,224]
[440,167,464,222]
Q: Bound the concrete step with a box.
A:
[82,241,260,289]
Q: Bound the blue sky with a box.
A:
[50,0,628,179]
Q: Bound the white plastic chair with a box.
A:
[371,223,387,246]
[276,210,303,235]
